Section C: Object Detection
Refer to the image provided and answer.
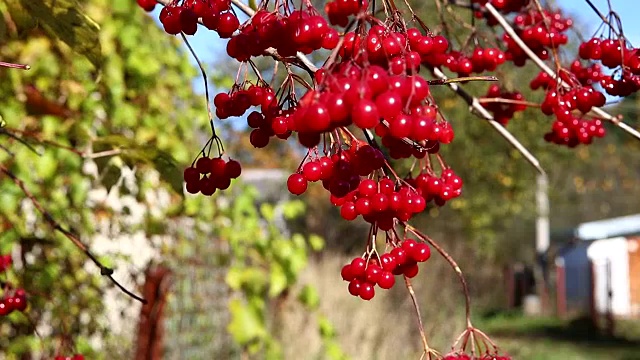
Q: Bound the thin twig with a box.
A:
[405,224,473,328]
[0,61,30,70]
[180,33,219,139]
[404,276,433,359]
[428,75,498,85]
[0,164,147,304]
[430,67,547,177]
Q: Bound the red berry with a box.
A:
[410,242,431,262]
[359,282,375,300]
[365,264,383,283]
[348,279,362,296]
[225,159,242,179]
[196,157,212,174]
[341,264,355,281]
[350,257,367,278]
[287,173,308,195]
[377,271,395,289]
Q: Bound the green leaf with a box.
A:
[308,234,325,252]
[151,150,184,196]
[282,199,305,219]
[297,285,320,310]
[227,299,266,345]
[318,315,336,338]
[260,203,274,221]
[268,263,288,297]
[17,0,102,68]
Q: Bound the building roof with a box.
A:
[574,213,640,241]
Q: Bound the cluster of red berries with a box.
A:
[333,177,426,231]
[540,87,606,146]
[472,0,531,26]
[567,60,605,87]
[214,84,276,120]
[578,37,640,97]
[541,86,606,115]
[147,0,239,37]
[341,239,431,300]
[544,111,605,147]
[443,353,511,360]
[183,156,242,195]
[325,0,369,27]
[503,10,571,66]
[0,253,28,316]
[409,168,463,206]
[54,355,85,360]
[530,62,604,91]
[287,143,384,196]
[480,84,526,125]
[473,0,530,14]
[227,8,339,62]
[444,47,506,77]
[579,37,640,71]
[0,253,12,272]
[0,288,27,316]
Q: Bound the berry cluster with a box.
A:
[183,156,242,194]
[443,353,511,360]
[0,288,27,316]
[288,143,384,196]
[530,62,604,90]
[227,8,339,62]
[325,0,369,27]
[214,84,276,120]
[1,254,28,316]
[578,37,640,96]
[503,10,571,66]
[540,88,606,146]
[480,84,526,125]
[0,253,12,272]
[409,167,463,206]
[54,355,85,360]
[151,0,239,37]
[444,47,506,77]
[341,239,431,300]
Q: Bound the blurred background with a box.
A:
[0,0,639,359]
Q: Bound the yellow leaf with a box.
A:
[17,0,102,68]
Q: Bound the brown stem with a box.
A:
[0,164,147,304]
[405,224,472,328]
[404,276,431,359]
[478,98,540,108]
[428,75,498,85]
[0,61,30,70]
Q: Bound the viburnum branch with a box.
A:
[180,32,220,140]
[404,224,473,328]
[428,75,498,85]
[0,61,30,70]
[404,276,437,360]
[430,67,547,177]
[584,0,623,38]
[484,2,640,141]
[478,97,540,108]
[0,164,147,304]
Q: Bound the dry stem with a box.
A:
[0,164,146,304]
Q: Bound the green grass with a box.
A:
[473,312,640,360]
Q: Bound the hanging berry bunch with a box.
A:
[0,253,28,316]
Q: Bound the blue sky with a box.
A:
[154,0,640,88]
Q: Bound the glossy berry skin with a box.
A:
[287,174,308,195]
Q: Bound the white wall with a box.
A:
[587,237,631,316]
